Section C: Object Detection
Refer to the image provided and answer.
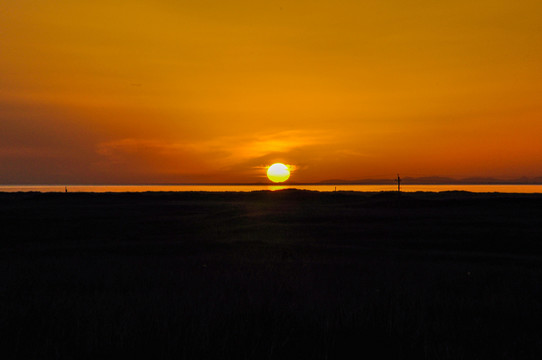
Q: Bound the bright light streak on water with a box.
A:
[1,184,542,193]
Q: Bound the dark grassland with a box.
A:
[1,190,542,359]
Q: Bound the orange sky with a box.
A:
[1,0,541,184]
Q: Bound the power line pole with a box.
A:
[395,174,401,193]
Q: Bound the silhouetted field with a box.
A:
[1,190,542,359]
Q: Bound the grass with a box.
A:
[1,190,542,359]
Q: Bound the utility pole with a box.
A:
[395,174,401,193]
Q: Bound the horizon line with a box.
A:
[3,182,542,187]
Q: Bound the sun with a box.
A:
[267,163,290,183]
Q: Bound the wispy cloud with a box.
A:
[188,129,335,161]
[94,129,338,181]
[96,138,188,160]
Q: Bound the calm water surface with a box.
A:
[1,184,542,193]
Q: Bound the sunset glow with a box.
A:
[1,1,542,184]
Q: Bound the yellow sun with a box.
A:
[267,163,290,183]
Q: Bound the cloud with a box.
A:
[96,138,188,160]
[187,129,336,162]
[93,129,338,182]
[94,138,213,178]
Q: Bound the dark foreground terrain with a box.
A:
[1,190,542,359]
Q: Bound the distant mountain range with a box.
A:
[317,176,542,185]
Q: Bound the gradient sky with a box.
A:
[1,0,541,184]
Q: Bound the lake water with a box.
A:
[1,184,542,193]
